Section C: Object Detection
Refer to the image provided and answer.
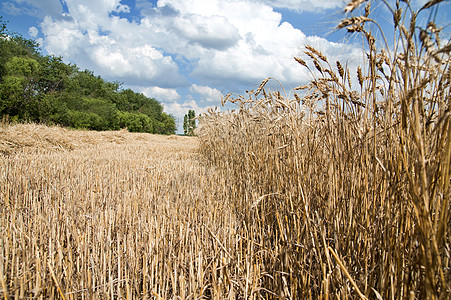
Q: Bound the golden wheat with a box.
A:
[197,1,450,298]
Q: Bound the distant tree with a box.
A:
[183,109,196,136]
[188,109,196,135]
[153,112,176,135]
[183,114,188,135]
[118,111,152,133]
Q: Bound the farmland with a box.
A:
[1,0,450,299]
[1,123,243,299]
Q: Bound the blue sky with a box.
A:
[0,0,449,132]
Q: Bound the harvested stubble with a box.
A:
[198,0,450,298]
[1,124,256,299]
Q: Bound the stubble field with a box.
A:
[0,123,245,299]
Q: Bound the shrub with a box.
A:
[118,111,152,132]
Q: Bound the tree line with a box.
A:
[0,17,176,134]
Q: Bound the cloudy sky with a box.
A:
[1,0,448,132]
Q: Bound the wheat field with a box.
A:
[196,0,450,298]
[1,0,450,299]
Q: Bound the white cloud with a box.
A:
[38,0,363,92]
[163,99,216,120]
[114,3,130,13]
[189,84,223,103]
[40,14,187,88]
[172,14,241,50]
[150,0,312,88]
[191,21,308,88]
[141,86,180,102]
[28,26,38,37]
[258,0,346,11]
[29,0,364,118]
[41,16,84,56]
[1,2,26,15]
[63,0,128,19]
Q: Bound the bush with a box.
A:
[118,111,152,133]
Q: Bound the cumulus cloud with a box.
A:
[141,86,180,102]
[37,0,362,92]
[40,17,84,56]
[172,14,241,50]
[191,21,308,88]
[163,99,216,120]
[189,84,223,103]
[12,0,364,123]
[257,0,346,11]
[28,26,38,37]
[40,12,187,88]
[149,0,313,88]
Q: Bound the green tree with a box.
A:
[183,109,196,136]
[0,19,176,134]
[183,114,188,135]
[37,55,77,94]
[0,56,41,119]
[153,112,176,135]
[118,111,152,133]
[160,112,176,134]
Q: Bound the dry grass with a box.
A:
[0,123,130,155]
